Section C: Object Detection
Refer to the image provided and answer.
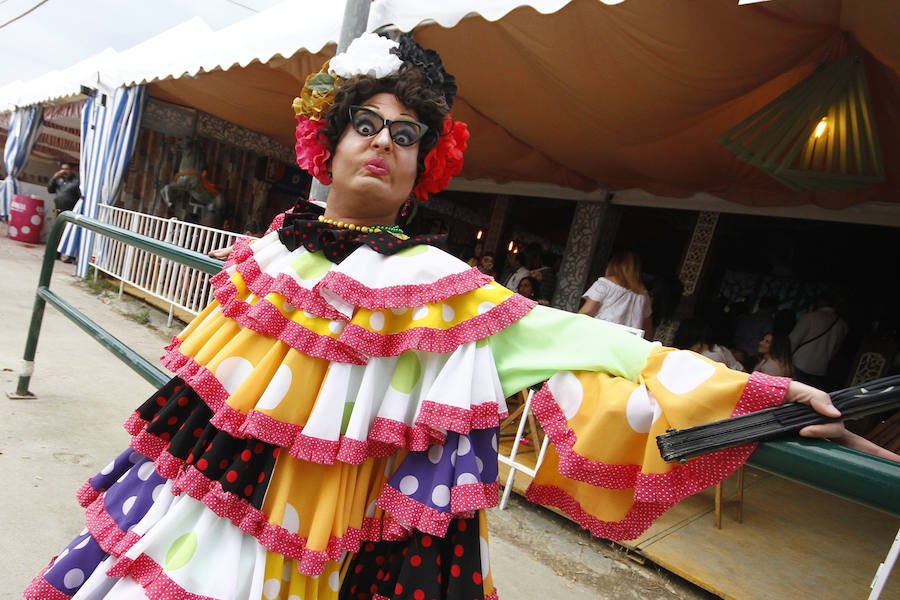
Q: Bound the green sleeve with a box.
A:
[489,305,654,398]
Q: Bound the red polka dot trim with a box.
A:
[22,569,70,600]
[84,492,144,557]
[376,484,453,538]
[369,416,447,451]
[526,483,671,543]
[315,266,492,311]
[264,211,288,235]
[214,249,343,320]
[451,481,500,514]
[375,481,499,539]
[76,478,102,508]
[209,287,365,365]
[339,294,536,357]
[108,552,213,599]
[213,265,535,359]
[415,399,506,434]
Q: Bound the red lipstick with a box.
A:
[365,157,390,176]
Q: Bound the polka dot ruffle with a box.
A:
[208,232,537,360]
[527,353,788,541]
[139,362,465,466]
[315,265,492,312]
[339,294,535,357]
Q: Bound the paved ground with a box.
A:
[0,229,713,599]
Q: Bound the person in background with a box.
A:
[516,275,539,301]
[502,248,530,292]
[47,162,82,263]
[754,332,794,377]
[790,291,849,389]
[525,242,557,306]
[477,252,496,277]
[673,317,745,371]
[733,295,778,367]
[48,162,82,214]
[466,240,484,267]
[578,249,653,339]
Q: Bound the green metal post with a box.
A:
[9,215,66,398]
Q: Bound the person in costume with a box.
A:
[28,33,851,600]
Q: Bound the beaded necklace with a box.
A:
[317,215,405,236]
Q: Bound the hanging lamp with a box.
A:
[719,51,884,191]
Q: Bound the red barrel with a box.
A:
[9,194,45,244]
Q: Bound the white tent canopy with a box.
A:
[0,0,613,107]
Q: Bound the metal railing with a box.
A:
[9,211,223,397]
[92,204,249,325]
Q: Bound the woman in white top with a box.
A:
[754,332,794,377]
[578,250,653,339]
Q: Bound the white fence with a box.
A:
[92,205,249,326]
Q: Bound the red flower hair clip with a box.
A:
[294,116,332,185]
[413,115,470,201]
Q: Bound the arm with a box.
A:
[208,245,233,260]
[209,209,293,259]
[641,314,654,340]
[830,430,900,462]
[786,380,897,460]
[47,177,59,193]
[578,298,601,316]
[493,307,850,541]
[491,307,849,438]
[489,304,652,397]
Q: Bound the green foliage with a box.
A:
[125,309,152,326]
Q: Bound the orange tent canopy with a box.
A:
[139,1,900,209]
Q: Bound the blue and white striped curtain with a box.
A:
[0,104,44,217]
[58,85,146,276]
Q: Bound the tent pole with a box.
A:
[337,0,371,53]
[308,0,372,204]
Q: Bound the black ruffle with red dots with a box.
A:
[278,200,445,263]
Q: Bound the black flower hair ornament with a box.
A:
[393,33,458,109]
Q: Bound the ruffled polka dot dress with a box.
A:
[26,203,790,599]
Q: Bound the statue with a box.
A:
[159,138,224,228]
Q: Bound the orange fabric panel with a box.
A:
[144,0,900,208]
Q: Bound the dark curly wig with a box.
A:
[320,34,456,180]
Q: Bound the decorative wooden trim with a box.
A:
[554,200,608,311]
[680,211,719,296]
[142,98,293,164]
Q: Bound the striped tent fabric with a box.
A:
[58,85,147,276]
[0,104,44,217]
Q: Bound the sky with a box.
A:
[0,0,284,87]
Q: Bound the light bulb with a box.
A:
[814,117,827,139]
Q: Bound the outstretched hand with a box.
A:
[208,245,233,260]
[784,380,900,462]
[784,380,844,439]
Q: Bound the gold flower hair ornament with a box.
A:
[292,33,469,199]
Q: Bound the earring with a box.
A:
[401,196,413,217]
